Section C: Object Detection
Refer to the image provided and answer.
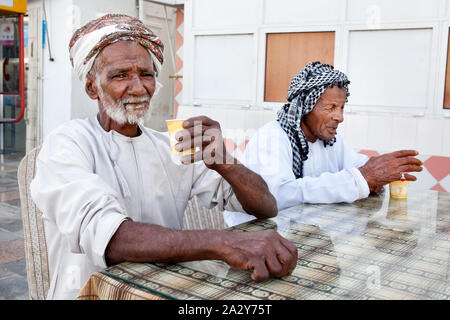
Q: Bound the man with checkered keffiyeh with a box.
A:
[277,61,351,179]
[225,62,422,226]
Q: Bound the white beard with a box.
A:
[98,85,151,126]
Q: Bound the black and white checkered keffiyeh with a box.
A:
[277,61,350,178]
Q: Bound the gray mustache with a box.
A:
[121,96,150,104]
[121,96,150,110]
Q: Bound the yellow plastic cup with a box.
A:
[389,180,410,199]
[166,119,195,155]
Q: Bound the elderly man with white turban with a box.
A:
[30,14,297,299]
[225,62,423,226]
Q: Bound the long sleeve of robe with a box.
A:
[30,117,243,299]
[224,121,369,226]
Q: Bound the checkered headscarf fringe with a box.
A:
[277,62,350,178]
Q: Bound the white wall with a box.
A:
[37,0,73,139]
[139,0,177,132]
[180,0,450,157]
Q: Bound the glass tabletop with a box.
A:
[103,188,449,300]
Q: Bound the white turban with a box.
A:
[69,14,164,82]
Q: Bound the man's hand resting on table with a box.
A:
[358,150,423,194]
[106,221,298,283]
[216,229,298,282]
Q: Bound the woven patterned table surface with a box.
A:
[100,189,449,300]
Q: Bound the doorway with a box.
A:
[0,14,26,155]
[140,0,177,131]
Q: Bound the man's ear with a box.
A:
[85,74,99,100]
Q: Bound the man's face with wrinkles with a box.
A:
[90,41,156,125]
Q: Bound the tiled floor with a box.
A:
[0,152,29,300]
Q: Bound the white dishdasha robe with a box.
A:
[30,117,244,300]
[224,121,370,226]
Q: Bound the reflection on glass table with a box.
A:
[78,189,449,300]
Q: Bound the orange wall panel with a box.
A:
[444,30,450,109]
[265,32,335,102]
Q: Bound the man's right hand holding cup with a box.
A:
[358,150,423,194]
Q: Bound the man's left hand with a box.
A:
[174,116,235,169]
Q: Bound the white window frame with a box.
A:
[182,0,261,110]
[190,30,258,108]
[182,0,450,118]
[341,22,439,117]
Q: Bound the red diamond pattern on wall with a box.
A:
[423,156,450,181]
[173,9,184,118]
[431,183,446,192]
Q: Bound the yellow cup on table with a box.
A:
[166,119,195,155]
[389,180,410,199]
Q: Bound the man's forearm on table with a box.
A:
[212,163,278,219]
[106,219,299,283]
[105,220,227,265]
